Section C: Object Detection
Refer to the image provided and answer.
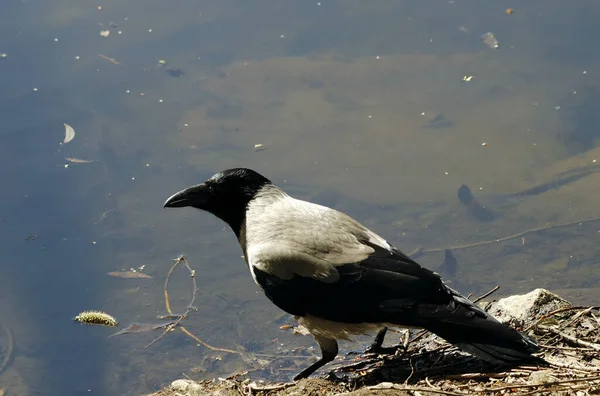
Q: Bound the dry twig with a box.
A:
[486,374,600,392]
[524,306,599,332]
[367,383,468,396]
[472,286,500,304]
[145,255,238,354]
[410,216,600,257]
[538,325,600,351]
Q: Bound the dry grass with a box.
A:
[147,296,600,396]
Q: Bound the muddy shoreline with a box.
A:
[145,289,600,396]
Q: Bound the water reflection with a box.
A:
[0,1,599,394]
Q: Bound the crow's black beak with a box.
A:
[163,184,208,208]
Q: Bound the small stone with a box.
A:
[171,379,204,395]
[529,371,556,386]
[487,289,571,328]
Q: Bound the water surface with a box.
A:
[1,1,600,394]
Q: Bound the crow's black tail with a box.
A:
[423,306,543,365]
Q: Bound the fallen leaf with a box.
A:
[98,54,120,65]
[107,271,153,279]
[65,157,97,163]
[63,123,75,144]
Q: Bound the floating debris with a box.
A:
[109,321,176,337]
[65,157,97,164]
[254,144,266,151]
[293,325,311,336]
[157,59,167,66]
[462,75,474,82]
[107,271,152,279]
[165,68,184,77]
[425,113,453,129]
[98,54,120,65]
[99,209,116,222]
[481,32,499,49]
[74,310,118,327]
[506,8,514,14]
[62,123,75,145]
[100,30,110,37]
[0,53,6,58]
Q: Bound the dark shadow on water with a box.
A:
[558,86,600,155]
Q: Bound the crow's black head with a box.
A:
[164,168,272,233]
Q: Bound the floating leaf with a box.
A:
[65,157,97,164]
[481,32,499,49]
[63,123,75,144]
[109,321,176,337]
[107,271,152,279]
[98,54,120,65]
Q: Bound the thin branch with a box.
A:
[411,216,600,256]
[443,371,529,380]
[180,327,238,354]
[245,382,294,393]
[472,285,500,304]
[547,360,600,373]
[487,374,600,392]
[145,255,238,354]
[367,383,468,396]
[524,306,600,332]
[538,325,600,351]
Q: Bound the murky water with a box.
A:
[1,1,600,394]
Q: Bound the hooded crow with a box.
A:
[163,168,541,380]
